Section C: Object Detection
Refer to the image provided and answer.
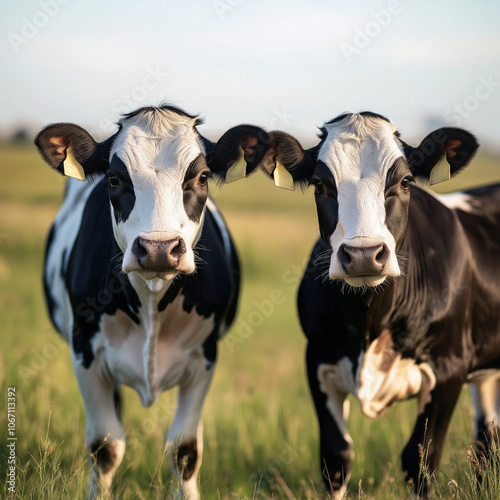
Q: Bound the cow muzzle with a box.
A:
[331,240,398,288]
[339,243,389,273]
[125,235,194,279]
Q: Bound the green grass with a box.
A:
[1,142,500,499]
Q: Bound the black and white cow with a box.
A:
[259,112,500,496]
[35,105,269,498]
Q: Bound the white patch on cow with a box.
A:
[109,109,207,283]
[437,191,473,212]
[206,197,231,261]
[356,330,436,419]
[467,369,500,383]
[205,197,234,338]
[45,176,103,337]
[145,276,167,293]
[319,114,404,287]
[97,292,214,407]
[317,360,355,493]
[469,372,500,437]
[318,361,355,436]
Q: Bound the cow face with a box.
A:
[261,112,478,288]
[36,105,269,284]
[106,109,210,281]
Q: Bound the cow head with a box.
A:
[261,112,478,288]
[36,105,268,284]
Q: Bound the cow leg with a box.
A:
[402,378,464,497]
[72,352,125,499]
[470,375,500,467]
[165,356,214,500]
[307,342,355,498]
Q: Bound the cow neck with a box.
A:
[363,188,455,353]
[332,193,439,352]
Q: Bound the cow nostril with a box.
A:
[132,237,148,260]
[375,244,389,265]
[168,238,186,261]
[338,244,352,266]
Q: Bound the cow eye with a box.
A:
[400,176,413,189]
[108,175,119,188]
[198,171,211,186]
[311,178,324,196]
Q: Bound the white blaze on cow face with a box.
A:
[317,114,406,287]
[108,110,209,284]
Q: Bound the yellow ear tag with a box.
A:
[225,146,247,183]
[429,162,450,186]
[63,146,86,181]
[273,160,295,191]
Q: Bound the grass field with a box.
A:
[1,141,500,499]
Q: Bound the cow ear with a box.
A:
[205,125,271,183]
[259,131,318,190]
[35,123,113,181]
[402,127,479,185]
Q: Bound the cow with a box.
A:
[258,111,500,497]
[35,105,269,499]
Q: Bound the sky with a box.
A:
[1,0,500,148]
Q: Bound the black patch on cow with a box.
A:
[90,439,120,475]
[182,209,239,320]
[60,248,67,281]
[359,111,391,122]
[176,439,198,480]
[182,155,209,223]
[385,157,411,190]
[66,178,141,368]
[158,275,185,312]
[107,155,136,223]
[384,158,413,249]
[43,223,59,331]
[311,160,339,244]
